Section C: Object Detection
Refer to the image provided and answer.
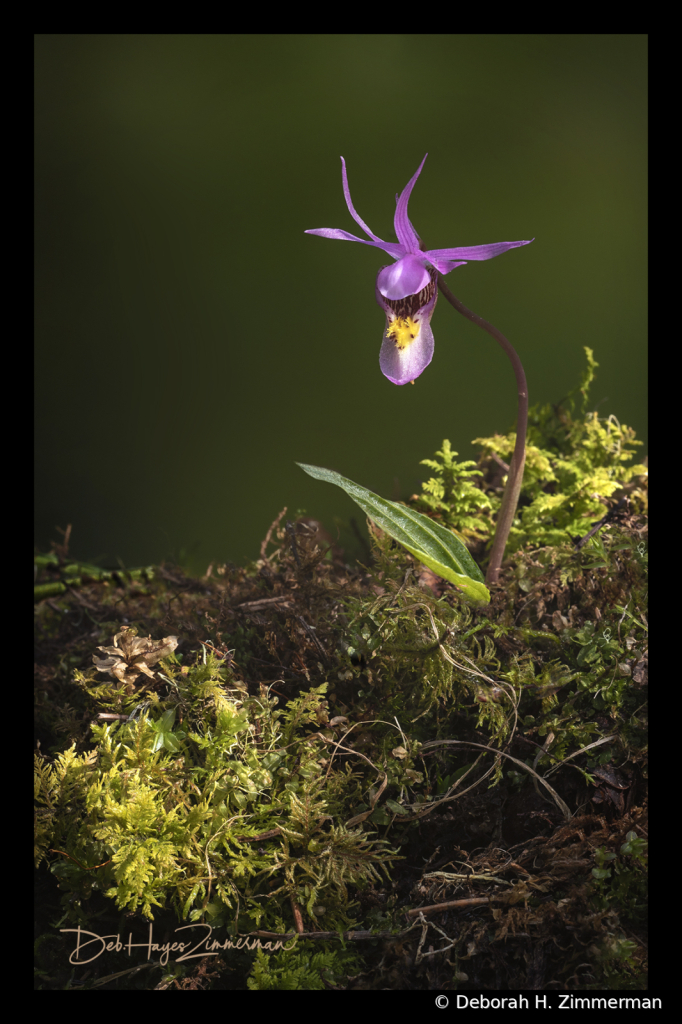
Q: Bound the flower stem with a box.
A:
[436,274,528,585]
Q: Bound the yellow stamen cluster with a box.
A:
[386,316,419,351]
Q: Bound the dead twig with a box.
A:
[573,497,629,550]
[290,896,305,935]
[406,897,493,918]
[237,596,292,610]
[295,615,329,663]
[260,507,287,561]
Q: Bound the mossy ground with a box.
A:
[34,352,647,991]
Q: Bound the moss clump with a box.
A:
[412,348,647,561]
[35,663,396,928]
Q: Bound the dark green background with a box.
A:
[35,35,647,574]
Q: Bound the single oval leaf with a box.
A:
[297,462,490,605]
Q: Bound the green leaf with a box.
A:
[151,708,186,753]
[297,463,490,605]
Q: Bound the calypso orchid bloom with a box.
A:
[306,155,533,385]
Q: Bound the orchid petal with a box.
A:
[425,239,534,262]
[340,157,384,243]
[377,254,431,300]
[379,318,434,386]
[393,154,428,251]
[376,265,438,385]
[395,192,422,252]
[426,257,468,275]
[304,227,405,260]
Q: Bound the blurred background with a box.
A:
[35,35,647,574]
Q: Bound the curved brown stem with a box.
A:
[435,274,528,585]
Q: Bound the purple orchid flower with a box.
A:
[306,155,533,385]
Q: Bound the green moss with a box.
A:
[413,348,647,559]
[35,654,396,929]
[247,940,362,989]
